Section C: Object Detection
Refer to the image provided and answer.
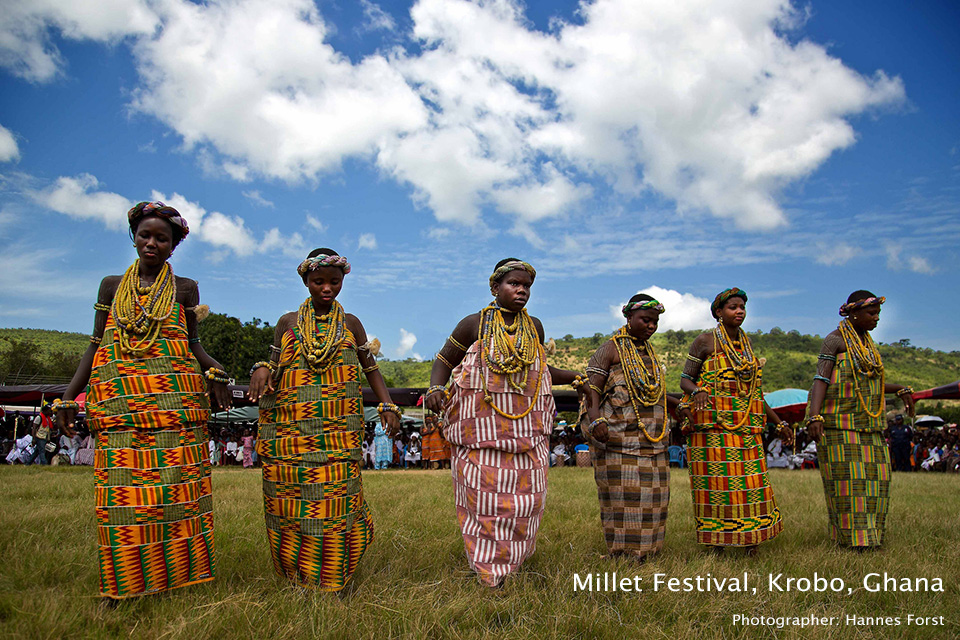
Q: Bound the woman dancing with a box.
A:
[581,293,684,561]
[804,291,914,548]
[678,288,792,553]
[248,248,400,591]
[55,201,231,599]
[423,258,584,587]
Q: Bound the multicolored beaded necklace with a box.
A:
[612,326,667,442]
[112,260,176,357]
[296,297,346,373]
[838,318,885,418]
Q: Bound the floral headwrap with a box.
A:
[622,298,665,317]
[489,260,536,288]
[128,201,190,238]
[839,296,885,316]
[711,287,747,319]
[297,254,351,277]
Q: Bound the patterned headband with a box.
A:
[128,201,190,238]
[622,299,665,317]
[489,260,536,288]
[711,287,747,316]
[297,254,351,277]
[839,296,885,316]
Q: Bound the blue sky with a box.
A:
[1,0,958,361]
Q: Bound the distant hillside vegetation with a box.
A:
[3,324,959,419]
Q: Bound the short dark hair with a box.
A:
[846,290,877,304]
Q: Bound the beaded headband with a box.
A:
[128,201,190,238]
[297,254,352,277]
[622,299,665,317]
[711,287,747,317]
[489,260,536,288]
[839,296,885,316]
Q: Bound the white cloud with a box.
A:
[242,190,275,208]
[0,0,157,82]
[609,286,714,331]
[0,124,20,162]
[360,0,396,32]
[885,243,936,274]
[358,233,378,250]
[29,174,132,229]
[7,0,905,235]
[815,241,857,266]
[396,327,419,359]
[305,215,328,233]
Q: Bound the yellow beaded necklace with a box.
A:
[838,319,885,419]
[296,297,346,373]
[112,260,176,357]
[612,326,667,442]
[477,304,544,419]
[713,325,761,429]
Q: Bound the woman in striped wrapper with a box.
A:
[423,258,585,587]
[55,202,232,599]
[804,290,915,548]
[247,248,400,592]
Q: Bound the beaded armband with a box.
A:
[93,302,111,312]
[680,372,697,382]
[377,402,402,419]
[249,361,276,376]
[813,375,831,384]
[589,383,603,394]
[205,367,230,384]
[895,387,914,398]
[435,352,454,368]
[51,398,81,413]
[90,335,102,345]
[362,362,380,374]
[686,354,703,364]
[189,337,202,345]
[447,335,469,352]
[818,354,837,362]
[585,366,609,378]
[804,414,825,426]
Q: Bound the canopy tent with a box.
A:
[914,415,946,429]
[209,405,260,424]
[763,388,809,424]
[913,381,960,401]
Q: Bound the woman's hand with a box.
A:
[779,424,795,448]
[381,411,401,438]
[209,380,232,411]
[591,420,609,443]
[247,368,274,403]
[692,390,710,413]
[807,419,824,442]
[56,408,77,438]
[424,389,445,415]
[678,408,694,435]
[902,393,916,418]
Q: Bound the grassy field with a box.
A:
[0,465,956,639]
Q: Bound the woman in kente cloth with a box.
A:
[423,258,586,587]
[581,293,686,561]
[54,201,232,599]
[678,288,793,553]
[804,291,914,549]
[248,248,400,591]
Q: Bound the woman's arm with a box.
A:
[805,332,843,442]
[531,317,584,386]
[583,341,615,443]
[425,314,478,414]
[183,280,231,411]
[349,315,401,435]
[248,313,293,402]
[679,333,711,412]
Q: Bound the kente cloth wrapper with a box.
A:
[816,352,889,546]
[443,340,555,587]
[682,348,782,546]
[86,300,213,599]
[579,360,670,556]
[256,321,371,591]
[421,425,451,461]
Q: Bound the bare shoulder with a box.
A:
[98,275,123,299]
[529,315,546,342]
[822,330,845,354]
[691,331,716,356]
[276,311,298,332]
[344,312,364,335]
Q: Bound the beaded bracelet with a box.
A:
[571,374,587,389]
[362,362,380,374]
[377,402,402,418]
[90,335,102,345]
[804,414,825,426]
[587,417,608,435]
[896,387,914,398]
[425,385,447,398]
[51,398,81,413]
[189,337,202,345]
[249,361,276,376]
[205,367,230,384]
[676,401,690,412]
[93,302,111,312]
[691,387,708,396]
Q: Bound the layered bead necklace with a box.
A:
[296,297,346,373]
[477,304,543,419]
[838,318,885,418]
[112,260,176,357]
[713,324,760,428]
[612,326,667,442]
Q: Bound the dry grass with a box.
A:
[0,465,956,639]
